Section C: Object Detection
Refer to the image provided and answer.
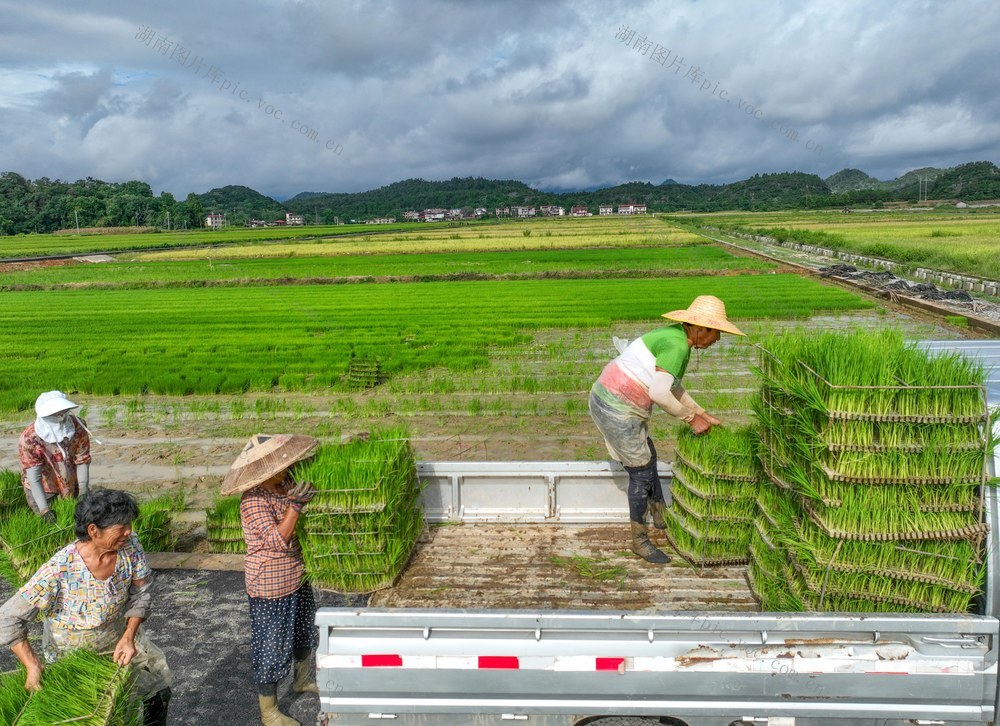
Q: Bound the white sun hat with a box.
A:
[34,391,79,418]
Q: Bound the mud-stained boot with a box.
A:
[630,521,670,564]
[258,694,301,726]
[648,499,669,530]
[292,658,319,694]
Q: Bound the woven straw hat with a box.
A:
[220,433,319,496]
[662,295,746,337]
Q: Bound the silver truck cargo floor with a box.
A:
[371,523,758,611]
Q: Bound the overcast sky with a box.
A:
[1,0,998,200]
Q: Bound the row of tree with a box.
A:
[0,173,205,236]
[1,161,997,236]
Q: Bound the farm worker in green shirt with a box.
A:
[589,295,746,564]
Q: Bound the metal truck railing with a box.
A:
[416,460,670,523]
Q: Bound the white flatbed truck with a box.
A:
[315,340,1000,726]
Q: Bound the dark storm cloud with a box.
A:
[0,0,997,197]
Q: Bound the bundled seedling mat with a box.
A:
[0,650,140,725]
[751,330,994,614]
[662,426,762,565]
[205,496,246,554]
[292,428,423,593]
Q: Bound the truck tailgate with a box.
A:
[317,609,999,723]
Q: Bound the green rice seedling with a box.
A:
[0,469,23,512]
[0,498,76,587]
[801,493,986,542]
[792,516,983,591]
[789,546,976,613]
[747,558,805,612]
[671,481,757,522]
[675,425,759,480]
[672,462,759,499]
[15,648,140,725]
[296,428,423,593]
[0,667,30,724]
[205,497,246,555]
[133,493,184,553]
[660,506,751,565]
[550,556,628,589]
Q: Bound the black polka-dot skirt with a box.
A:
[248,584,319,684]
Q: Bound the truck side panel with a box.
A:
[316,610,998,724]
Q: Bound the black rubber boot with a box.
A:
[143,687,171,726]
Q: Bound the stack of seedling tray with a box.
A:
[133,493,184,553]
[662,425,761,565]
[0,650,140,724]
[293,427,423,593]
[751,329,994,614]
[205,496,246,554]
[747,481,804,611]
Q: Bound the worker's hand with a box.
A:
[701,411,722,426]
[689,413,713,436]
[113,635,137,666]
[286,481,317,509]
[41,509,57,526]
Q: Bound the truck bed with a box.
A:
[371,522,758,611]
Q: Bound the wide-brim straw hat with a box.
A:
[662,295,746,337]
[35,390,78,417]
[220,433,319,496]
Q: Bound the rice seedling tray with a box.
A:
[662,502,755,541]
[817,461,983,485]
[791,516,983,591]
[660,507,751,565]
[800,499,988,542]
[671,464,760,501]
[671,484,757,523]
[787,556,974,614]
[673,451,758,483]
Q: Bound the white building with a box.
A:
[598,205,614,216]
[286,212,305,225]
[205,213,226,229]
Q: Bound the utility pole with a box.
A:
[74,209,80,235]
[166,211,171,230]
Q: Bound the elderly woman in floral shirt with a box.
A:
[0,489,172,726]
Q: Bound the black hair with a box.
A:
[74,489,140,540]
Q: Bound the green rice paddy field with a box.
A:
[0,220,420,258]
[675,209,1000,280]
[0,212,980,473]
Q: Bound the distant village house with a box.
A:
[286,212,305,225]
[598,205,614,216]
[204,213,226,229]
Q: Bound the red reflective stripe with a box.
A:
[362,654,403,667]
[478,656,520,669]
[596,657,625,671]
